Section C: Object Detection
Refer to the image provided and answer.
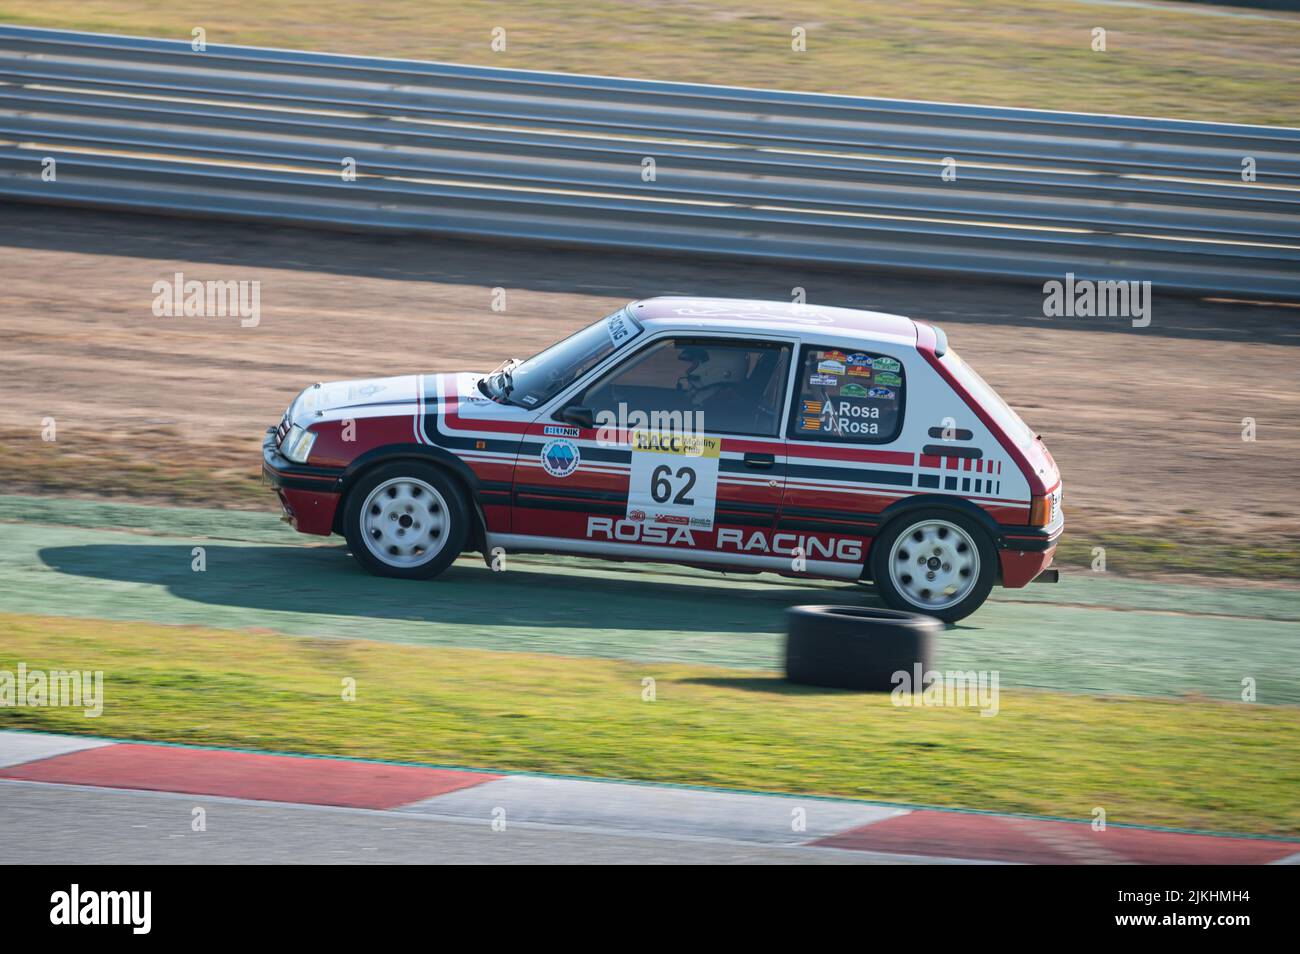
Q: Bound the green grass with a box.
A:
[1053,526,1300,581]
[0,430,268,511]
[2,611,1297,836]
[1,0,1297,125]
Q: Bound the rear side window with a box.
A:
[787,345,905,444]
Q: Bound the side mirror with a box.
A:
[560,405,594,430]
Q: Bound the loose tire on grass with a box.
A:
[784,605,940,691]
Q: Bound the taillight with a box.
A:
[1029,495,1051,527]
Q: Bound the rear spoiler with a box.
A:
[915,319,948,357]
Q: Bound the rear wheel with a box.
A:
[342,462,468,579]
[870,512,995,622]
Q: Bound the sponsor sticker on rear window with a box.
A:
[792,346,905,444]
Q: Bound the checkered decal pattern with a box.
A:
[916,454,1002,497]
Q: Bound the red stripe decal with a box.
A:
[815,811,1298,864]
[775,442,913,466]
[440,377,532,436]
[0,744,500,810]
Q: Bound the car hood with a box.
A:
[285,372,528,428]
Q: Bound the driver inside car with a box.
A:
[675,346,752,428]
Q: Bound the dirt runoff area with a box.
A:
[1,203,1296,580]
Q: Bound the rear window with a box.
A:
[787,345,904,443]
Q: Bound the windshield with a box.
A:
[940,349,1037,451]
[494,309,642,408]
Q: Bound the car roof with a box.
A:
[627,297,919,348]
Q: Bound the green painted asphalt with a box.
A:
[0,495,1296,702]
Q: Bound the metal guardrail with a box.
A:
[1,25,1298,298]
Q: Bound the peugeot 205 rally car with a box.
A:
[263,298,1062,621]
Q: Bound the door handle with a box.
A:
[743,452,775,469]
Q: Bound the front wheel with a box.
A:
[342,462,469,579]
[869,512,996,623]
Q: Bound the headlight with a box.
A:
[281,424,317,464]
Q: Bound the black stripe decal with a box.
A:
[519,441,631,464]
[777,505,878,536]
[785,462,913,487]
[715,501,780,515]
[780,505,879,523]
[515,495,627,516]
[777,517,877,536]
[923,444,983,459]
[715,510,778,528]
[430,432,521,455]
[264,470,340,492]
[514,484,627,504]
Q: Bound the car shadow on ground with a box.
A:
[38,543,886,636]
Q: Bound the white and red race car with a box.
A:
[263,298,1062,621]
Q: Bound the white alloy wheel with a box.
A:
[886,518,981,612]
[359,476,449,568]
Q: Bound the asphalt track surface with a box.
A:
[2,496,1297,702]
[7,733,1295,865]
[1,781,913,864]
[0,733,926,864]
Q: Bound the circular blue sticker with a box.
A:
[540,438,580,478]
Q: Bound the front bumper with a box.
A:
[262,427,342,536]
[997,520,1063,588]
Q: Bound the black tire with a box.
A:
[869,510,996,623]
[785,605,939,691]
[342,461,470,580]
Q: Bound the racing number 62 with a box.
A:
[650,464,696,505]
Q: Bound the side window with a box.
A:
[788,345,905,444]
[574,337,792,437]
